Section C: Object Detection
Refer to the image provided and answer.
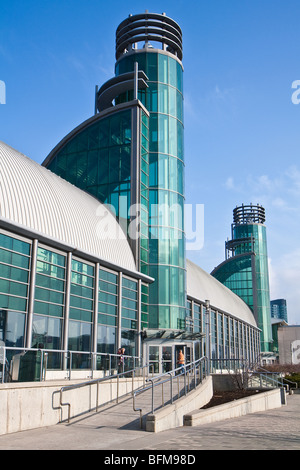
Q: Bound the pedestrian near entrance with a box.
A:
[177,349,185,374]
[117,348,125,374]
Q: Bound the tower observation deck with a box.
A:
[115,12,183,60]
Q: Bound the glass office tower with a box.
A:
[114,13,186,330]
[44,12,186,332]
[271,299,288,323]
[212,204,272,353]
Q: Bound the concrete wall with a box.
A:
[145,376,213,433]
[0,377,144,436]
[278,326,300,364]
[184,388,283,427]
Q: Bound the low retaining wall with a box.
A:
[184,388,284,427]
[0,377,144,436]
[145,376,213,433]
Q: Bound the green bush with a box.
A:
[284,373,300,388]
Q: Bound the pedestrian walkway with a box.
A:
[0,390,299,450]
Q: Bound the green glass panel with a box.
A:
[98,314,116,326]
[122,278,137,291]
[168,57,177,87]
[99,269,117,284]
[148,82,158,112]
[121,318,137,330]
[99,291,117,305]
[35,273,64,292]
[37,248,65,267]
[176,61,183,92]
[98,302,117,316]
[158,115,168,154]
[99,280,117,295]
[146,52,157,81]
[158,54,168,83]
[0,234,30,255]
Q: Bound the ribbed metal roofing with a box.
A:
[0,141,137,271]
[186,259,257,327]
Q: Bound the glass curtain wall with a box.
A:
[98,268,118,355]
[121,277,138,357]
[68,259,94,368]
[116,51,186,331]
[46,109,133,235]
[212,256,254,311]
[32,247,66,368]
[0,233,30,348]
[0,230,146,375]
[188,298,260,366]
[234,224,272,351]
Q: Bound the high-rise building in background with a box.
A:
[271,299,288,323]
[211,204,272,353]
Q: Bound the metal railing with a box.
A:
[55,364,154,423]
[254,365,298,390]
[133,356,209,427]
[0,346,141,384]
[209,358,298,392]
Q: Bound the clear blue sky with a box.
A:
[1,0,300,324]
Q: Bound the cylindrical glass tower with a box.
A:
[233,204,272,351]
[115,13,186,330]
[212,203,272,353]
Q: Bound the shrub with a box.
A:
[283,373,300,388]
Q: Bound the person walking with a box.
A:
[117,348,125,374]
[177,349,185,374]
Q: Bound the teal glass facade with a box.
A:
[234,223,272,352]
[47,109,133,234]
[211,255,254,311]
[212,205,272,353]
[0,233,30,347]
[45,48,185,333]
[116,50,186,331]
[0,229,146,374]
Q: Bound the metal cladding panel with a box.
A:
[187,259,257,327]
[0,141,137,272]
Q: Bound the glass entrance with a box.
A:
[147,343,193,374]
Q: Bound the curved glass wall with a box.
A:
[116,51,186,330]
[46,109,132,235]
[212,255,254,311]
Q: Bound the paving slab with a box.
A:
[0,391,299,451]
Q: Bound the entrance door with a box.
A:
[147,344,192,374]
[148,345,173,374]
[161,346,172,373]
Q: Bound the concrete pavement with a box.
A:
[0,390,299,450]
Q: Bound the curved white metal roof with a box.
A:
[0,141,137,272]
[186,259,257,327]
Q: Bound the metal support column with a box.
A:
[26,239,38,349]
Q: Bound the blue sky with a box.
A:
[1,0,300,324]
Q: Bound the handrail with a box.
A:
[57,364,154,423]
[0,345,141,383]
[254,365,298,390]
[133,356,208,427]
[249,372,290,391]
